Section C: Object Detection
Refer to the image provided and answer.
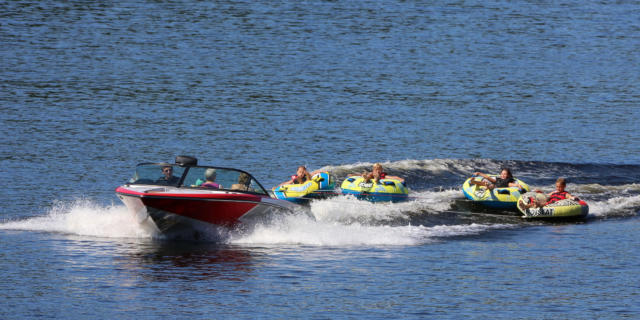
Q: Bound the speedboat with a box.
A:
[115,156,301,235]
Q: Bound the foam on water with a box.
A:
[2,181,636,245]
[408,189,461,212]
[317,159,476,177]
[229,189,505,246]
[577,183,640,194]
[0,195,509,246]
[306,189,460,222]
[229,213,510,246]
[318,158,583,180]
[308,195,412,223]
[588,194,640,217]
[0,198,156,238]
[230,214,423,246]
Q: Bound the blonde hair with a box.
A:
[556,177,566,185]
[238,173,251,185]
[373,163,383,171]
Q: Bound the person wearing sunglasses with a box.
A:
[156,165,180,185]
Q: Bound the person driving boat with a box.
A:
[156,165,180,185]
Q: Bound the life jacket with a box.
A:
[545,191,568,205]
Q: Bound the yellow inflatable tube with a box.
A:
[462,175,530,209]
[517,192,589,219]
[340,176,409,203]
[272,172,335,203]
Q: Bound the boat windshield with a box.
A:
[128,163,268,195]
[128,164,186,186]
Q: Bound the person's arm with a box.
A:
[385,175,405,182]
[474,172,495,183]
[277,177,295,187]
[508,181,522,188]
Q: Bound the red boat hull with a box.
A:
[116,186,297,234]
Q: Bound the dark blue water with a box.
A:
[1,1,639,318]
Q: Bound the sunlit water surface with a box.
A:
[2,0,639,318]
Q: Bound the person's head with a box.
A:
[205,168,217,182]
[555,178,567,192]
[372,163,383,174]
[296,166,307,177]
[238,173,251,185]
[162,166,173,178]
[500,168,513,179]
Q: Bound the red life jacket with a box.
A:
[546,191,568,205]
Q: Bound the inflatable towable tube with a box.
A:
[273,172,336,203]
[462,175,530,209]
[340,176,409,203]
[517,192,589,219]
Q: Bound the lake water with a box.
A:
[1,0,639,318]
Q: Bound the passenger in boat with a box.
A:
[357,163,404,184]
[231,172,252,191]
[469,168,522,190]
[200,168,221,189]
[156,165,180,185]
[278,166,313,187]
[523,177,579,208]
